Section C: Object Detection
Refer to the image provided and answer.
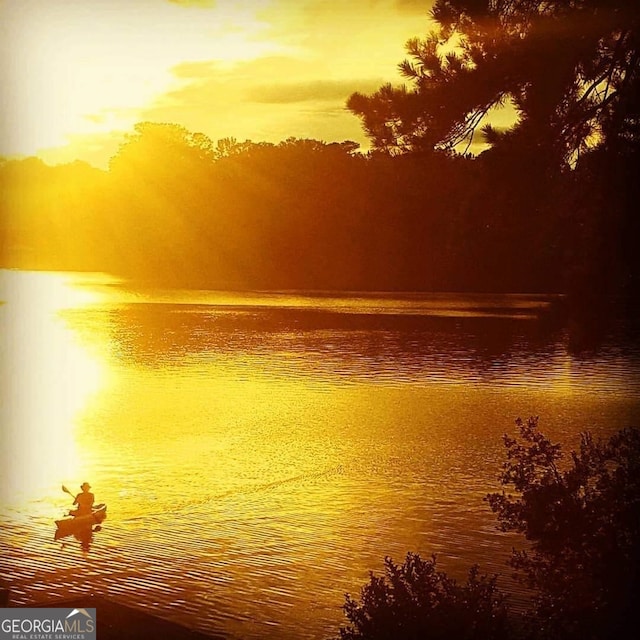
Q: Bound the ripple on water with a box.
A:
[2,284,639,639]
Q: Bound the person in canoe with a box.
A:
[70,482,95,516]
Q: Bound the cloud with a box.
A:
[256,0,433,84]
[394,0,435,14]
[247,78,384,104]
[83,114,108,124]
[8,0,432,166]
[171,61,219,79]
[129,1,424,151]
[133,56,373,146]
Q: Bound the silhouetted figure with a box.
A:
[71,482,95,516]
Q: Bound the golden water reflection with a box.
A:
[0,270,107,509]
[1,271,639,640]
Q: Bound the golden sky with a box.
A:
[0,0,435,167]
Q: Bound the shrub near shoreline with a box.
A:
[339,418,640,640]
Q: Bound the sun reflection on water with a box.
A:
[0,270,106,510]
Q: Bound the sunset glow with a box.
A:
[0,271,105,506]
[1,1,638,637]
[0,0,432,167]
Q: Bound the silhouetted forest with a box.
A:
[1,126,636,298]
[2,0,639,302]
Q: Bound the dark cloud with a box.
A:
[171,56,312,82]
[247,78,384,104]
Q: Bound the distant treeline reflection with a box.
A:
[58,297,640,394]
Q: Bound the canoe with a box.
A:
[55,504,107,536]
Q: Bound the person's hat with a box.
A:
[81,482,91,489]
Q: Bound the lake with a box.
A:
[1,270,639,639]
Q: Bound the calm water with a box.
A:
[1,270,639,639]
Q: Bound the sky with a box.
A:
[0,0,436,168]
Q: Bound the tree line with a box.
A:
[0,122,634,298]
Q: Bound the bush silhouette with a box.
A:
[339,553,508,640]
[340,419,640,639]
[486,418,640,639]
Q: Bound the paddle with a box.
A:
[62,485,75,498]
[60,485,73,518]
